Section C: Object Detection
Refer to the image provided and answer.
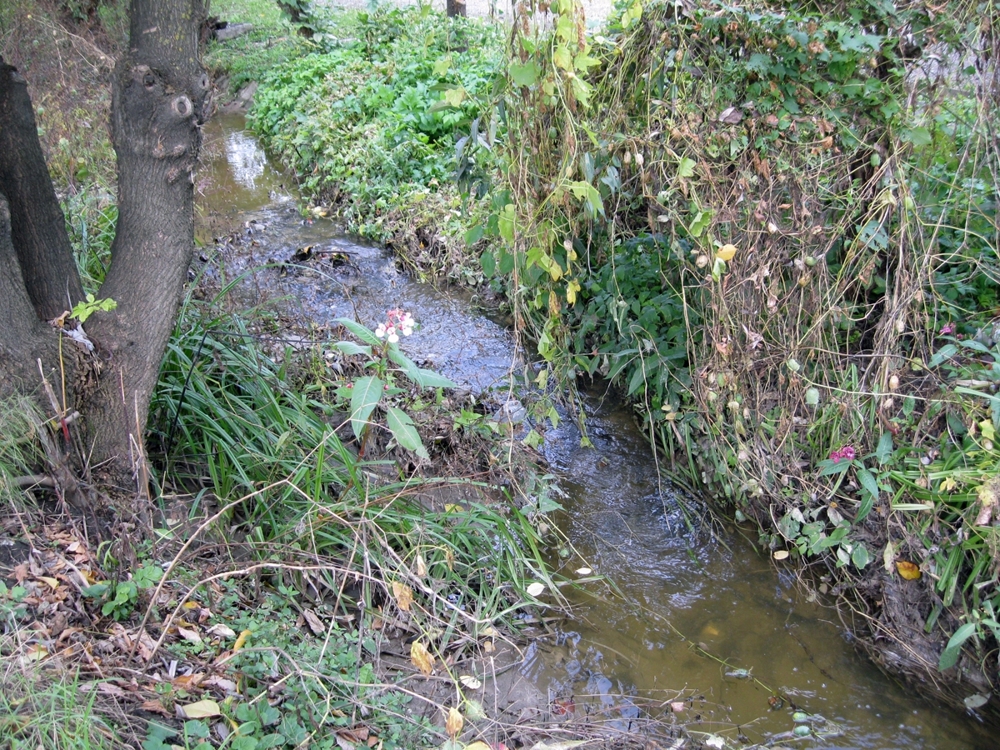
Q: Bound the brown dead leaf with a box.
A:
[391,581,413,612]
[172,673,205,690]
[302,609,325,635]
[415,554,427,577]
[140,699,172,716]
[410,641,434,676]
[12,562,29,583]
[176,626,202,644]
[445,707,464,738]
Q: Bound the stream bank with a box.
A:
[196,112,997,750]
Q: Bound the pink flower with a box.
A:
[939,323,955,335]
[829,445,856,463]
[376,309,416,343]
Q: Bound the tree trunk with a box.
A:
[83,0,208,495]
[0,58,85,321]
[0,0,207,526]
[446,0,468,18]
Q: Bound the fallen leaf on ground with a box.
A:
[303,608,325,635]
[232,629,251,652]
[179,699,220,718]
[410,641,434,675]
[896,560,921,580]
[140,699,171,715]
[176,626,202,644]
[206,623,236,638]
[459,675,482,689]
[528,741,587,750]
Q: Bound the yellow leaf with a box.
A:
[466,742,492,750]
[896,560,922,580]
[716,243,738,262]
[180,699,221,719]
[940,476,958,492]
[566,279,581,306]
[444,503,464,513]
[410,641,434,675]
[445,707,464,738]
[233,629,251,652]
[38,576,60,591]
[392,581,413,612]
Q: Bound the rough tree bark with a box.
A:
[446,0,468,18]
[0,0,208,520]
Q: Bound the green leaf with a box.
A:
[386,407,428,458]
[465,224,485,247]
[939,622,978,670]
[350,376,384,440]
[677,157,697,179]
[901,127,932,147]
[480,250,496,277]
[332,341,372,357]
[509,61,540,87]
[498,204,515,243]
[412,368,457,389]
[852,543,870,568]
[336,317,382,347]
[928,344,957,368]
[875,432,893,465]
[857,467,880,501]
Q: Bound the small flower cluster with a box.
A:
[375,309,415,344]
[829,445,856,463]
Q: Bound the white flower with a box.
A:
[375,324,387,339]
[387,326,399,344]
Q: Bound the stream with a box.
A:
[195,114,994,749]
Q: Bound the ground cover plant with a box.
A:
[246,3,503,281]
[470,0,1000,717]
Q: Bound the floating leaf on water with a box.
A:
[704,736,726,749]
[964,693,990,710]
[670,701,686,712]
[896,560,921,580]
[773,550,790,561]
[575,567,593,575]
[725,668,751,679]
[526,582,546,597]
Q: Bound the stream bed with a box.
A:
[195,114,994,749]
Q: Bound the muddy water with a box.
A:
[196,115,993,749]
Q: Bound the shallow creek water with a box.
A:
[196,115,993,749]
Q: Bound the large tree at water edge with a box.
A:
[0,0,208,519]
